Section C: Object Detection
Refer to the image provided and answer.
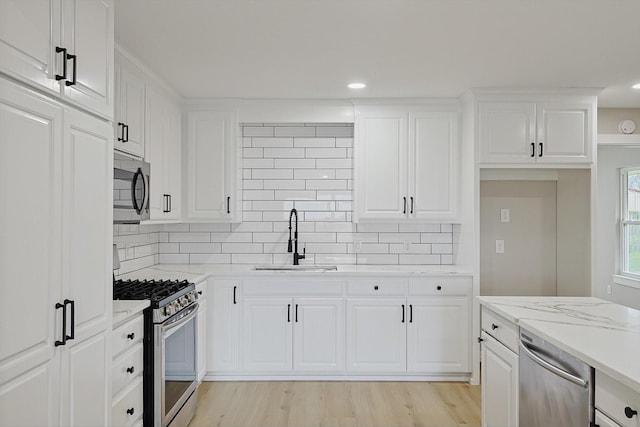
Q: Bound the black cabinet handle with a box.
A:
[65,53,76,86]
[625,406,638,418]
[491,323,499,330]
[530,142,535,157]
[401,304,405,323]
[295,304,299,322]
[55,47,67,81]
[227,196,231,214]
[126,366,135,374]
[403,197,407,214]
[55,302,67,347]
[126,408,135,416]
[409,304,413,323]
[117,123,125,142]
[163,194,170,213]
[287,304,291,322]
[436,285,442,291]
[124,124,129,142]
[410,197,414,214]
[539,142,543,157]
[127,332,135,340]
[197,290,203,295]
[64,299,75,341]
[233,286,237,304]
[168,194,172,213]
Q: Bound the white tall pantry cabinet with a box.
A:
[0,2,113,426]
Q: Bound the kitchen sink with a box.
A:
[253,265,338,272]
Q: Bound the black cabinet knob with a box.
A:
[127,332,135,340]
[127,408,135,416]
[374,285,379,290]
[625,406,638,418]
[491,323,499,330]
[436,285,442,291]
[126,366,135,374]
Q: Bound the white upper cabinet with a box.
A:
[146,87,182,221]
[354,104,460,222]
[478,97,595,165]
[0,0,114,119]
[114,52,145,157]
[185,110,240,222]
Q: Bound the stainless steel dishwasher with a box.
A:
[519,329,593,427]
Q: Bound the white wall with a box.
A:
[596,146,640,309]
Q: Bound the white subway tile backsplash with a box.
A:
[118,123,459,272]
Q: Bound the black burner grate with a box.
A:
[114,279,192,306]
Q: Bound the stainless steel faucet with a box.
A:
[288,208,305,265]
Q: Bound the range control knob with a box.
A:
[163,305,173,316]
[180,296,189,306]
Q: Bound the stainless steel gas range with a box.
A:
[114,279,200,427]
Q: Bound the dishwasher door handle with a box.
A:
[520,341,589,388]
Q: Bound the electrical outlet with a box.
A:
[403,241,412,252]
[495,240,505,254]
[607,284,612,295]
[354,240,362,253]
[500,208,510,223]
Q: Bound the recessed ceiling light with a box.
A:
[633,83,640,89]
[348,82,366,89]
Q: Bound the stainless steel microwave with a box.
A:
[114,153,150,223]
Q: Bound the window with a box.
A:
[621,166,640,278]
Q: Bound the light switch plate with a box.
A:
[500,209,510,223]
[496,240,505,254]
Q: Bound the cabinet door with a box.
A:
[62,108,112,341]
[0,0,61,94]
[146,87,167,219]
[407,297,469,373]
[409,111,459,221]
[481,332,518,427]
[185,110,238,222]
[346,298,406,372]
[536,102,593,164]
[60,0,114,119]
[293,298,345,372]
[114,54,145,157]
[243,298,292,372]
[0,80,63,425]
[208,280,240,372]
[354,107,408,221]
[479,102,536,164]
[59,331,109,427]
[164,102,182,220]
[196,281,207,381]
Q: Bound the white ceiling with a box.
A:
[115,0,640,107]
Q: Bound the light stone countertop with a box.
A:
[112,300,149,327]
[478,296,640,394]
[117,263,473,283]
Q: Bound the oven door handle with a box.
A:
[519,340,588,388]
[162,303,199,333]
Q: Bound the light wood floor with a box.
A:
[188,381,481,427]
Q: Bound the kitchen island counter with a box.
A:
[478,296,640,394]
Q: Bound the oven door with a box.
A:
[155,303,199,427]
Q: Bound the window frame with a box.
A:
[619,166,640,281]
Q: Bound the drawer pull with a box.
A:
[491,323,499,330]
[126,366,135,374]
[436,285,442,291]
[127,332,135,340]
[625,406,638,419]
[127,408,135,416]
[374,285,379,290]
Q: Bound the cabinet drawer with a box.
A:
[347,278,407,296]
[113,315,144,357]
[112,377,143,427]
[112,344,143,397]
[596,371,640,427]
[481,307,519,353]
[409,277,471,296]
[243,279,343,296]
[595,409,624,427]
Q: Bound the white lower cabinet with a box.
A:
[243,297,345,373]
[112,313,144,427]
[481,331,518,427]
[595,371,640,427]
[346,298,407,372]
[208,280,240,373]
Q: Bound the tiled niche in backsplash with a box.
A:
[157,123,456,266]
[113,123,456,274]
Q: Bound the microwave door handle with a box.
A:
[131,169,142,214]
[141,169,149,212]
